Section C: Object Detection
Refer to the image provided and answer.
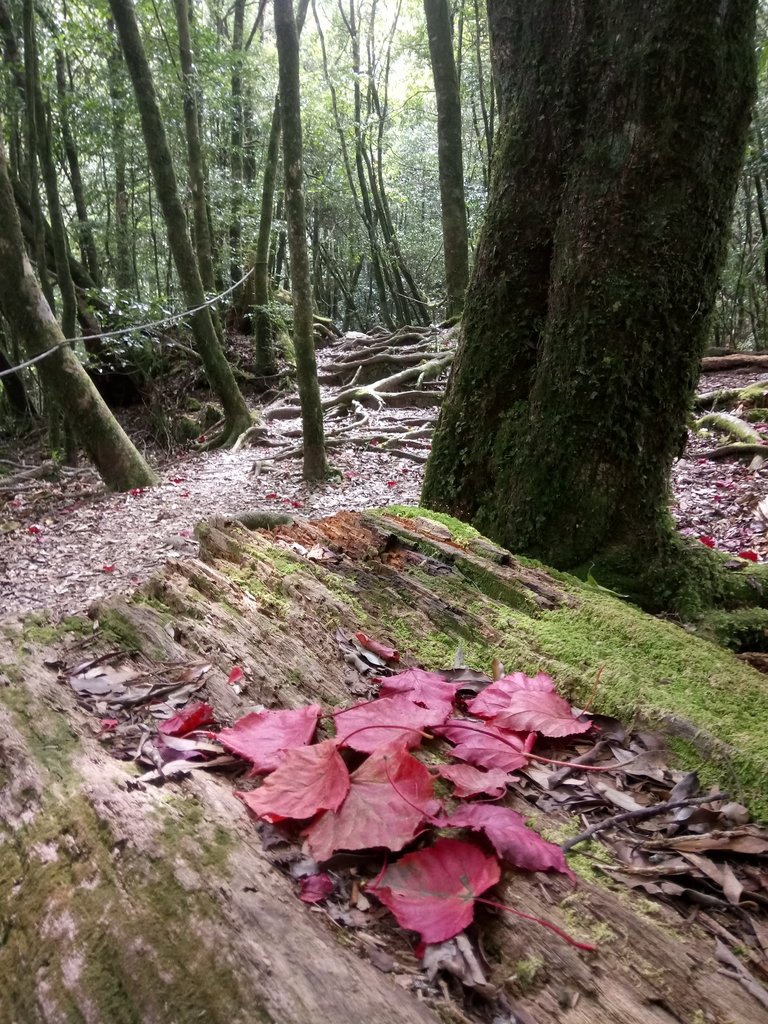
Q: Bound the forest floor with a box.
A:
[1,332,768,619]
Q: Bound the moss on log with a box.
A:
[1,508,767,1023]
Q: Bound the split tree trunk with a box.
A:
[274,0,326,480]
[424,0,469,319]
[423,0,757,603]
[0,137,157,490]
[108,0,253,444]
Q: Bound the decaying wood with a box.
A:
[0,510,766,1024]
[701,353,768,371]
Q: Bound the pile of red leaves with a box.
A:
[154,662,598,954]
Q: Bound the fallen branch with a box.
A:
[697,443,768,461]
[561,792,729,852]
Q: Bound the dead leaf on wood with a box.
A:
[643,829,768,855]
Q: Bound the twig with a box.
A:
[562,792,729,852]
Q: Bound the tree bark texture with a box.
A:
[424,0,469,318]
[0,138,157,490]
[274,0,327,480]
[108,0,252,440]
[1,511,766,1023]
[423,0,757,574]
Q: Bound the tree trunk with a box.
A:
[228,0,245,287]
[0,138,157,490]
[424,0,469,318]
[174,0,223,344]
[422,0,757,612]
[108,19,135,294]
[108,0,253,444]
[274,0,326,480]
[2,510,767,1023]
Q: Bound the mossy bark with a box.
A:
[424,0,469,318]
[1,509,766,1021]
[0,137,157,490]
[274,0,327,480]
[423,0,757,603]
[109,0,252,443]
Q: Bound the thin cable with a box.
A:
[0,267,254,379]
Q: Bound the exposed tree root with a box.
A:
[698,442,768,460]
[695,412,764,443]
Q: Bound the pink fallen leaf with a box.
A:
[367,837,500,944]
[169,476,185,484]
[227,666,244,686]
[333,695,449,753]
[467,672,555,719]
[442,803,576,881]
[738,550,759,562]
[376,667,459,713]
[303,740,439,862]
[159,701,216,737]
[129,487,145,497]
[237,740,349,822]
[100,718,119,733]
[386,480,397,487]
[265,492,278,499]
[488,690,592,738]
[437,764,512,799]
[102,564,115,573]
[355,632,400,663]
[27,524,41,535]
[218,704,321,773]
[291,500,303,508]
[436,719,534,773]
[699,536,716,548]
[299,873,334,903]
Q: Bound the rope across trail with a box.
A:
[0,267,254,380]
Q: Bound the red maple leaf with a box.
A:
[159,701,216,737]
[355,632,400,662]
[467,672,554,719]
[487,690,592,738]
[237,740,349,822]
[738,550,759,562]
[303,740,439,862]
[442,803,576,881]
[218,704,321,773]
[436,763,512,799]
[333,695,449,753]
[376,667,459,713]
[299,873,334,903]
[367,837,500,944]
[227,666,244,686]
[699,536,716,548]
[436,719,534,772]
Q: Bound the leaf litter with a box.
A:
[70,629,768,1013]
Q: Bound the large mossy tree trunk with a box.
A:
[0,138,157,491]
[108,0,253,446]
[422,0,757,610]
[274,0,326,480]
[424,0,468,319]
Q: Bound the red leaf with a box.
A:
[265,492,278,499]
[367,837,500,944]
[299,873,334,903]
[442,803,576,881]
[386,480,397,487]
[303,740,438,862]
[488,690,592,738]
[377,667,459,713]
[100,718,119,733]
[218,704,321,773]
[159,701,216,737]
[334,695,449,753]
[102,564,115,573]
[467,672,555,719]
[237,740,349,822]
[437,764,511,798]
[355,632,400,662]
[699,536,716,548]
[436,719,534,772]
[27,524,41,535]
[227,666,244,686]
[738,550,759,562]
[129,487,146,497]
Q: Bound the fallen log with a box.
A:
[1,509,767,1023]
[702,353,768,371]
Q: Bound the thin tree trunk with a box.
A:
[174,0,223,343]
[108,20,135,293]
[229,0,245,287]
[0,138,157,489]
[425,0,468,318]
[274,0,326,480]
[54,49,101,287]
[108,0,253,444]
